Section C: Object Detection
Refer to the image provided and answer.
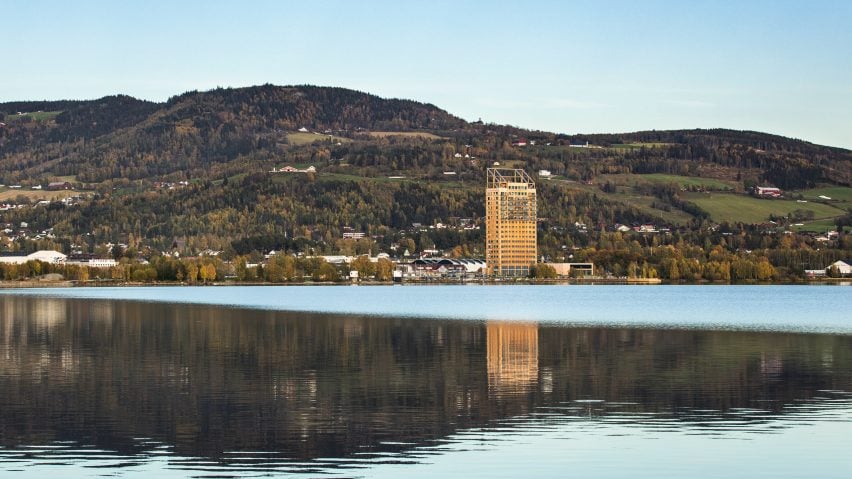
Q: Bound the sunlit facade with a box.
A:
[486,322,539,395]
[485,168,537,277]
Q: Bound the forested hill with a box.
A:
[0,85,467,182]
[0,84,850,268]
[572,128,852,189]
[1,84,849,185]
[581,129,849,155]
[164,85,467,131]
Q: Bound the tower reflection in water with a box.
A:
[487,321,539,397]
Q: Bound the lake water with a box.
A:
[0,285,850,478]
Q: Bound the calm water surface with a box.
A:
[4,284,852,332]
[0,286,850,478]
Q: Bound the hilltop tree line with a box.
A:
[3,86,849,187]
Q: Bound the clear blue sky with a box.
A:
[5,0,851,148]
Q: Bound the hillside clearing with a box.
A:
[607,142,673,149]
[798,186,852,204]
[287,132,350,145]
[367,131,445,140]
[3,111,62,122]
[557,180,694,225]
[682,192,845,224]
[600,173,737,190]
[0,189,81,202]
[790,218,846,233]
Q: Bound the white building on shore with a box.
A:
[0,250,67,265]
[66,258,118,268]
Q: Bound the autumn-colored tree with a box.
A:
[532,264,557,279]
[234,256,248,281]
[351,255,376,279]
[282,255,297,281]
[755,259,776,281]
[200,263,217,283]
[314,262,340,282]
[186,262,199,284]
[264,256,285,283]
[375,258,395,281]
[627,262,639,279]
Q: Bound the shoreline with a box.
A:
[1,277,849,288]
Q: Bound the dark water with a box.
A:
[0,293,851,477]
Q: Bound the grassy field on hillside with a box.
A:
[607,192,694,224]
[4,111,62,122]
[367,131,445,140]
[601,173,737,190]
[790,219,846,233]
[799,186,852,203]
[683,192,845,224]
[558,180,694,225]
[316,173,412,184]
[494,160,528,169]
[608,142,673,149]
[0,189,79,202]
[287,132,350,145]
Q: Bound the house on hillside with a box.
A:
[47,182,72,190]
[270,165,315,173]
[755,186,782,197]
[342,227,365,239]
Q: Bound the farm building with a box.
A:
[755,186,782,197]
[47,181,73,190]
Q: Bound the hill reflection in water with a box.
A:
[0,296,850,477]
